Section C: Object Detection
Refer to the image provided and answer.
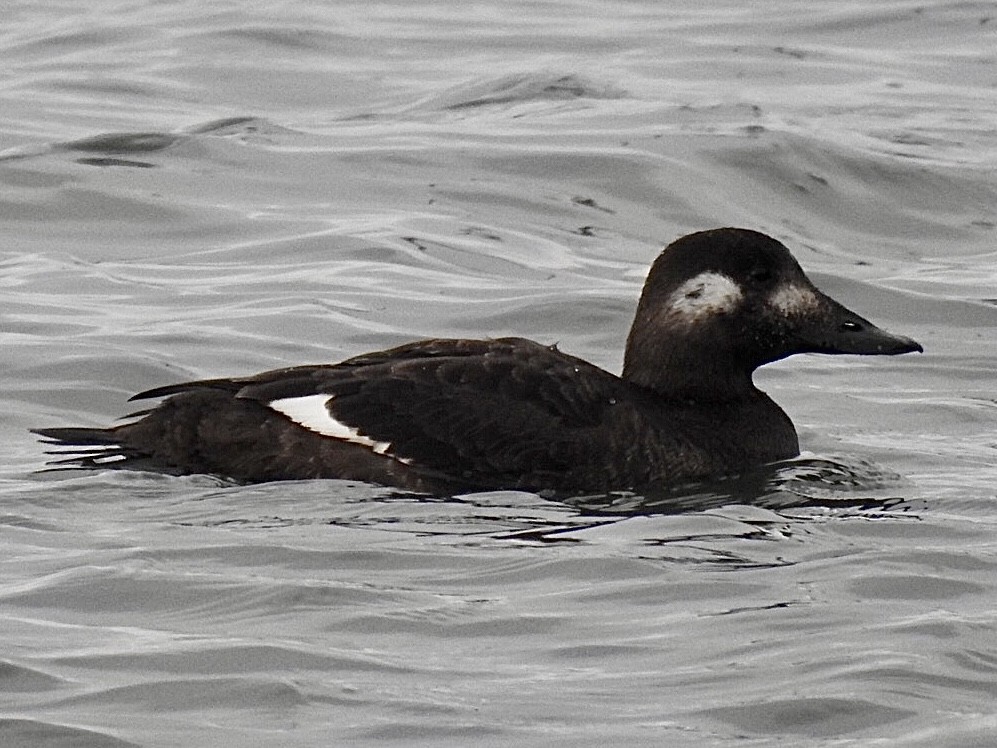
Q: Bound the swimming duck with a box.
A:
[35,228,922,493]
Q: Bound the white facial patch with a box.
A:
[268,394,408,462]
[668,272,743,319]
[768,283,822,316]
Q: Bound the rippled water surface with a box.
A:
[3,1,996,745]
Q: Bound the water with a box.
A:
[2,1,996,745]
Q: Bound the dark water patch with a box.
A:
[209,25,352,51]
[55,676,310,711]
[696,696,914,737]
[360,722,510,741]
[52,132,180,157]
[75,157,157,168]
[0,116,290,166]
[899,548,997,573]
[0,660,63,691]
[7,26,147,55]
[948,648,997,676]
[0,719,138,748]
[0,512,69,533]
[60,119,285,152]
[849,574,984,601]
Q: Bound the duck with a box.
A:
[35,228,922,493]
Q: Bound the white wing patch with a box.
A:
[669,272,743,318]
[769,283,821,315]
[268,394,406,461]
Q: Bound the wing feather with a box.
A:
[233,338,634,487]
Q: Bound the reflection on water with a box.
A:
[560,455,914,517]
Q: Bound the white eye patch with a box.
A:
[768,283,821,315]
[668,272,743,318]
[268,394,407,461]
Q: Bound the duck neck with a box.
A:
[622,337,759,403]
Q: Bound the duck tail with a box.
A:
[32,426,141,471]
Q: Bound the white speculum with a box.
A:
[268,394,406,461]
[669,272,743,318]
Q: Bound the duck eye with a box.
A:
[749,267,773,283]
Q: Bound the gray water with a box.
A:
[3,1,997,746]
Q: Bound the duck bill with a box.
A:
[796,292,923,356]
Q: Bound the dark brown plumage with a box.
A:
[35,228,922,493]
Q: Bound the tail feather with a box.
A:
[32,426,154,472]
[33,426,122,446]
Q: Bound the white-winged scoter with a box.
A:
[35,228,922,493]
